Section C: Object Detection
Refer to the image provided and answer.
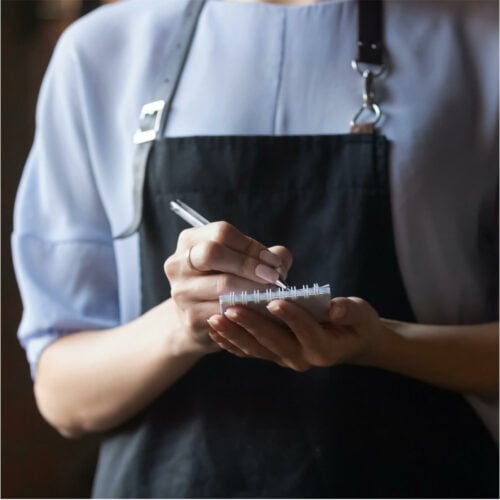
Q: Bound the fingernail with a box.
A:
[255,264,280,284]
[266,300,281,314]
[259,249,281,268]
[207,317,217,328]
[331,303,346,319]
[224,308,238,320]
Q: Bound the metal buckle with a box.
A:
[133,100,165,144]
[350,60,386,132]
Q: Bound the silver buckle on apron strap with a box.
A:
[115,100,166,238]
[350,60,386,133]
[114,0,207,239]
[133,100,166,144]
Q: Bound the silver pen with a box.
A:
[169,199,290,290]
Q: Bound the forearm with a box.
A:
[34,299,209,438]
[32,225,291,438]
[368,320,499,401]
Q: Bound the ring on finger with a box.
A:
[186,245,203,273]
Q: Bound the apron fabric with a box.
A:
[93,133,499,498]
[93,4,498,498]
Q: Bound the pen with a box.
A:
[170,199,290,290]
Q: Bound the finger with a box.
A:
[329,297,378,327]
[207,327,248,358]
[177,222,266,259]
[172,273,272,302]
[267,245,293,277]
[165,241,281,287]
[208,315,279,362]
[177,222,290,274]
[208,328,287,368]
[224,306,309,372]
[266,299,324,353]
[188,241,282,286]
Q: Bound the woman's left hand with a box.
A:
[208,297,499,400]
[207,296,389,371]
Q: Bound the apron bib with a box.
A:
[93,2,498,497]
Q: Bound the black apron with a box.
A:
[93,1,498,497]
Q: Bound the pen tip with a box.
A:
[275,279,290,290]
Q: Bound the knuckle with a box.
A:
[178,228,193,246]
[347,296,372,312]
[279,246,293,269]
[199,241,224,264]
[347,296,378,320]
[245,237,264,258]
[184,309,201,330]
[190,241,218,271]
[241,255,259,277]
[163,255,178,278]
[211,221,234,243]
[349,296,367,306]
[269,245,293,271]
[215,274,235,295]
[170,284,190,307]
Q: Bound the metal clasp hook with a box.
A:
[350,60,386,132]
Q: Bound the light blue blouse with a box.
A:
[12,0,498,434]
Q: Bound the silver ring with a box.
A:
[186,245,202,272]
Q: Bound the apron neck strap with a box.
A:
[132,0,207,146]
[115,0,386,238]
[157,0,207,139]
[350,0,386,133]
[355,0,384,66]
[115,0,206,239]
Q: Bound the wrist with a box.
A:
[162,298,219,360]
[355,318,408,369]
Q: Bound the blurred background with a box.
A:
[2,1,117,497]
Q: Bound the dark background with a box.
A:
[2,1,114,497]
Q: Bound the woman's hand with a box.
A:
[164,221,292,349]
[207,296,499,401]
[206,297,387,371]
[34,220,294,438]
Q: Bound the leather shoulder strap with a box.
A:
[115,0,206,239]
[355,0,384,66]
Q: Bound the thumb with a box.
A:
[267,245,293,277]
[329,297,378,327]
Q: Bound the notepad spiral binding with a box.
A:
[219,283,331,323]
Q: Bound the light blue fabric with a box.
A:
[12,0,498,432]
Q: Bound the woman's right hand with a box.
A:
[164,221,293,349]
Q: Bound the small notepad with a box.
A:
[219,284,331,323]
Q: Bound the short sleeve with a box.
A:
[12,27,120,378]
